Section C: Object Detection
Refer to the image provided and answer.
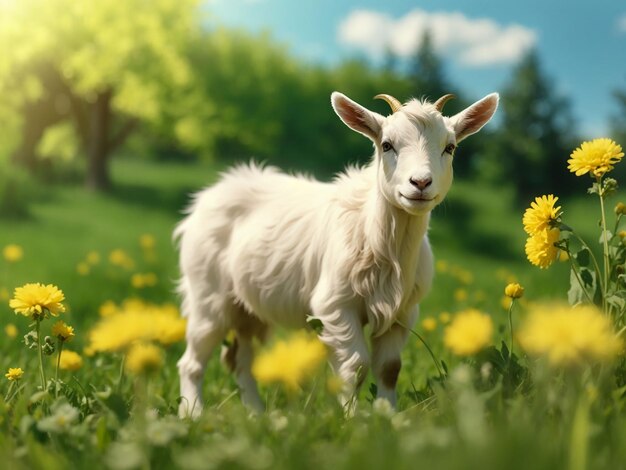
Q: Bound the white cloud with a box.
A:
[618,14,626,33]
[338,9,537,67]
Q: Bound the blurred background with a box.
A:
[1,0,625,320]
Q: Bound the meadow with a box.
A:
[1,155,625,470]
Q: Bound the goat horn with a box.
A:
[374,94,403,113]
[434,94,455,113]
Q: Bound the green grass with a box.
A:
[1,157,625,469]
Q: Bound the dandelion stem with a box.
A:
[55,340,63,398]
[116,354,126,393]
[397,320,446,379]
[35,318,47,391]
[4,381,15,402]
[507,299,515,357]
[570,232,604,302]
[567,251,595,306]
[597,176,611,315]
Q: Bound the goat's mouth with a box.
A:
[399,192,435,203]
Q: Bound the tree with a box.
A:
[611,88,626,146]
[409,30,453,102]
[484,50,577,202]
[0,0,199,190]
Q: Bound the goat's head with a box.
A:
[331,91,499,216]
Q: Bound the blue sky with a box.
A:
[208,0,626,138]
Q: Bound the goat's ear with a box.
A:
[331,92,383,142]
[450,93,499,143]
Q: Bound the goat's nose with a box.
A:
[409,176,432,190]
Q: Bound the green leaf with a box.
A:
[500,340,510,362]
[101,392,130,423]
[568,268,588,305]
[606,295,626,311]
[306,316,324,334]
[580,268,594,287]
[96,416,110,451]
[575,248,590,267]
[599,230,613,244]
[587,183,601,195]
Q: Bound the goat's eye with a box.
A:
[444,143,456,155]
[381,141,394,153]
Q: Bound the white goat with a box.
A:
[175,91,498,417]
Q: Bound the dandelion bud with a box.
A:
[42,336,56,356]
[24,330,38,350]
[504,283,524,299]
[615,202,626,215]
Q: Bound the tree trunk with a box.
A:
[85,89,113,191]
[11,99,66,173]
[11,112,46,172]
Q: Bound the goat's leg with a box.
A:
[371,308,418,408]
[178,312,225,418]
[371,324,410,408]
[318,312,370,416]
[221,315,268,412]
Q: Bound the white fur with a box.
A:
[175,91,498,417]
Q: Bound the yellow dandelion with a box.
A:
[3,244,23,263]
[435,260,449,273]
[131,273,158,289]
[52,320,74,342]
[139,234,156,250]
[439,312,451,324]
[86,251,100,265]
[453,288,468,302]
[5,367,24,381]
[504,283,524,299]
[525,228,560,269]
[568,138,624,178]
[523,195,562,236]
[615,202,626,215]
[5,323,18,339]
[131,274,146,289]
[517,304,623,366]
[9,283,66,319]
[252,332,327,391]
[99,300,119,317]
[444,309,494,356]
[421,317,437,332]
[76,262,90,276]
[125,342,164,375]
[88,301,186,352]
[58,350,83,371]
[109,249,135,270]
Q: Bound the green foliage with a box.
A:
[0,0,200,189]
[0,162,40,218]
[481,50,578,202]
